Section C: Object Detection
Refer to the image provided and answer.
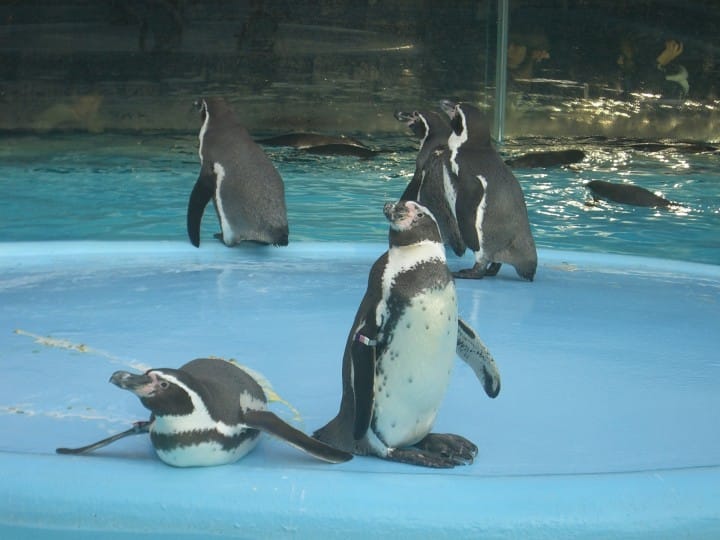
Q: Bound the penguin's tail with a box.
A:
[312,416,355,454]
[273,231,289,246]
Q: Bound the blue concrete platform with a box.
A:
[1,242,719,538]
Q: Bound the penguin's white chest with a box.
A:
[373,283,458,448]
[150,414,261,467]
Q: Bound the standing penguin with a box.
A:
[394,109,452,178]
[313,200,501,468]
[187,97,289,247]
[441,100,537,280]
[57,358,351,466]
[395,109,465,257]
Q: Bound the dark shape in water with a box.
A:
[303,143,379,158]
[506,149,586,168]
[629,142,718,154]
[585,180,671,207]
[257,133,378,157]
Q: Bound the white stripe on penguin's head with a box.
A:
[197,98,210,162]
[145,371,248,437]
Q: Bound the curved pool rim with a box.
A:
[1,241,719,539]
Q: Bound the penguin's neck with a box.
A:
[387,240,446,270]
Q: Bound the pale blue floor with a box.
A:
[1,242,719,538]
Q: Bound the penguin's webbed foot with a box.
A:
[387,433,478,468]
[453,262,501,280]
[56,420,151,455]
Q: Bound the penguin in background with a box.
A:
[441,100,537,281]
[313,200,501,468]
[187,97,289,248]
[394,109,452,180]
[394,109,466,257]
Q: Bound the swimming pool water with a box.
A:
[1,131,719,538]
[1,132,718,265]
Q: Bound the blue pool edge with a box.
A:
[1,240,719,277]
[2,452,719,539]
[2,241,719,539]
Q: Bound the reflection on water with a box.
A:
[0,132,718,265]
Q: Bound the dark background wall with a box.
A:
[1,0,718,139]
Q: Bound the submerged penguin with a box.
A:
[505,149,586,169]
[187,97,289,248]
[585,180,672,207]
[57,358,352,467]
[257,132,378,158]
[441,100,537,280]
[313,200,501,468]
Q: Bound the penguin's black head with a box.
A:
[394,110,428,139]
[193,98,209,124]
[384,200,442,247]
[110,369,195,417]
[440,100,491,146]
[440,100,462,135]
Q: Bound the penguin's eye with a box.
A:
[159,381,170,389]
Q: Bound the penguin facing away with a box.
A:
[441,100,537,281]
[313,200,501,468]
[187,97,289,248]
[57,358,352,467]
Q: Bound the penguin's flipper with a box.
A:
[56,420,151,455]
[243,409,353,464]
[433,162,465,256]
[186,168,216,247]
[456,318,501,398]
[400,169,423,201]
[350,322,377,441]
[454,173,485,253]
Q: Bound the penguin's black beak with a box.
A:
[191,98,208,122]
[439,100,457,118]
[394,110,413,122]
[383,201,403,223]
[110,371,153,391]
[384,200,418,224]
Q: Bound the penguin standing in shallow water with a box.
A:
[441,100,537,280]
[57,358,351,467]
[313,200,501,468]
[187,97,289,248]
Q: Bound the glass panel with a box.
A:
[504,0,718,140]
[0,0,717,138]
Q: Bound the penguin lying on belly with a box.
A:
[187,97,289,248]
[57,358,351,467]
[313,200,501,468]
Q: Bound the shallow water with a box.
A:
[1,132,718,265]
